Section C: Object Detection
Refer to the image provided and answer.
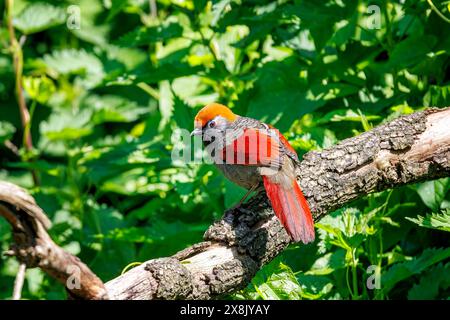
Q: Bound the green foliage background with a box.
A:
[0,0,449,300]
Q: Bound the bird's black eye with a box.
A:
[208,120,216,128]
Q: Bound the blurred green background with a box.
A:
[0,0,449,300]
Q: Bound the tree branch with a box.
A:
[1,107,449,300]
[0,183,108,300]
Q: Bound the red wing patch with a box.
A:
[220,128,281,167]
[267,124,298,161]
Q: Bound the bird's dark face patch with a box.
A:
[201,116,229,143]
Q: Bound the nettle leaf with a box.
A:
[424,85,450,107]
[106,63,203,86]
[233,21,275,48]
[22,76,56,104]
[99,167,171,196]
[0,121,16,143]
[388,35,437,69]
[14,2,65,35]
[107,0,129,21]
[416,178,449,211]
[252,262,303,300]
[306,250,346,275]
[172,94,195,131]
[407,263,450,300]
[41,49,105,88]
[115,23,183,47]
[82,95,150,124]
[406,209,450,232]
[285,2,343,50]
[40,108,93,141]
[247,58,326,132]
[296,274,334,299]
[103,221,207,243]
[318,109,380,125]
[381,247,450,294]
[7,160,64,177]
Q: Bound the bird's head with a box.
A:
[191,103,237,142]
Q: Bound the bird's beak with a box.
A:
[190,128,202,137]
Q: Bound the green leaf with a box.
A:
[40,108,93,141]
[106,0,128,21]
[424,85,450,107]
[22,76,56,104]
[224,178,246,208]
[246,58,326,131]
[251,262,303,300]
[13,3,65,35]
[0,121,16,143]
[306,250,346,275]
[406,209,450,232]
[115,23,183,47]
[172,94,195,130]
[388,35,437,69]
[381,247,450,294]
[318,109,380,125]
[83,94,150,124]
[41,49,104,88]
[26,269,45,295]
[103,221,207,243]
[106,63,203,86]
[296,274,334,299]
[407,263,450,300]
[416,178,449,211]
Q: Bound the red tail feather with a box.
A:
[263,176,315,244]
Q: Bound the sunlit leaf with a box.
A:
[0,121,15,143]
[416,178,449,211]
[406,209,450,232]
[41,49,105,88]
[14,2,65,35]
[251,262,303,300]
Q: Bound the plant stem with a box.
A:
[12,263,26,300]
[137,82,160,99]
[352,248,359,299]
[345,265,353,298]
[149,0,157,19]
[6,0,39,185]
[23,100,36,149]
[427,0,450,24]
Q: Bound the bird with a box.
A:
[191,102,315,244]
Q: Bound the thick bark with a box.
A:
[1,107,449,300]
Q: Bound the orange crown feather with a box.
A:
[194,103,237,128]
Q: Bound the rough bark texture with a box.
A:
[298,107,450,219]
[1,107,449,300]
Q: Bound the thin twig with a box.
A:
[12,263,26,300]
[6,0,31,150]
[427,0,450,23]
[4,140,20,156]
[149,0,157,19]
[5,0,39,185]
